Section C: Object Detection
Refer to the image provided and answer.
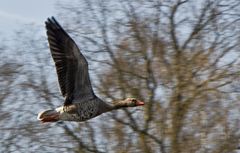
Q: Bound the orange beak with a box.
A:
[136,100,145,106]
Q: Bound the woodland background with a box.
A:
[0,0,240,153]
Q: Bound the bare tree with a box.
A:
[57,0,240,152]
[0,0,240,153]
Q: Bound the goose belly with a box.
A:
[60,101,99,122]
[75,102,99,121]
[56,99,100,122]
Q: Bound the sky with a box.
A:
[0,0,57,38]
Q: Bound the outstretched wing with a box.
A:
[45,17,95,105]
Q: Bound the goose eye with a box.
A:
[132,99,137,103]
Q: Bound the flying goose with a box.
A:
[37,17,144,122]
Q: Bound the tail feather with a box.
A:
[37,110,59,123]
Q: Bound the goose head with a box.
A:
[124,98,144,107]
[113,98,144,109]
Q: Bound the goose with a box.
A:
[37,17,144,122]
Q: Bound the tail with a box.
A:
[37,109,60,123]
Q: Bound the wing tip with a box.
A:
[45,16,66,34]
[45,16,59,28]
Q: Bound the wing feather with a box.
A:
[45,17,95,105]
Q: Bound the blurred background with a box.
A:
[0,0,240,153]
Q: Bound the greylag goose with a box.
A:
[37,17,144,122]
